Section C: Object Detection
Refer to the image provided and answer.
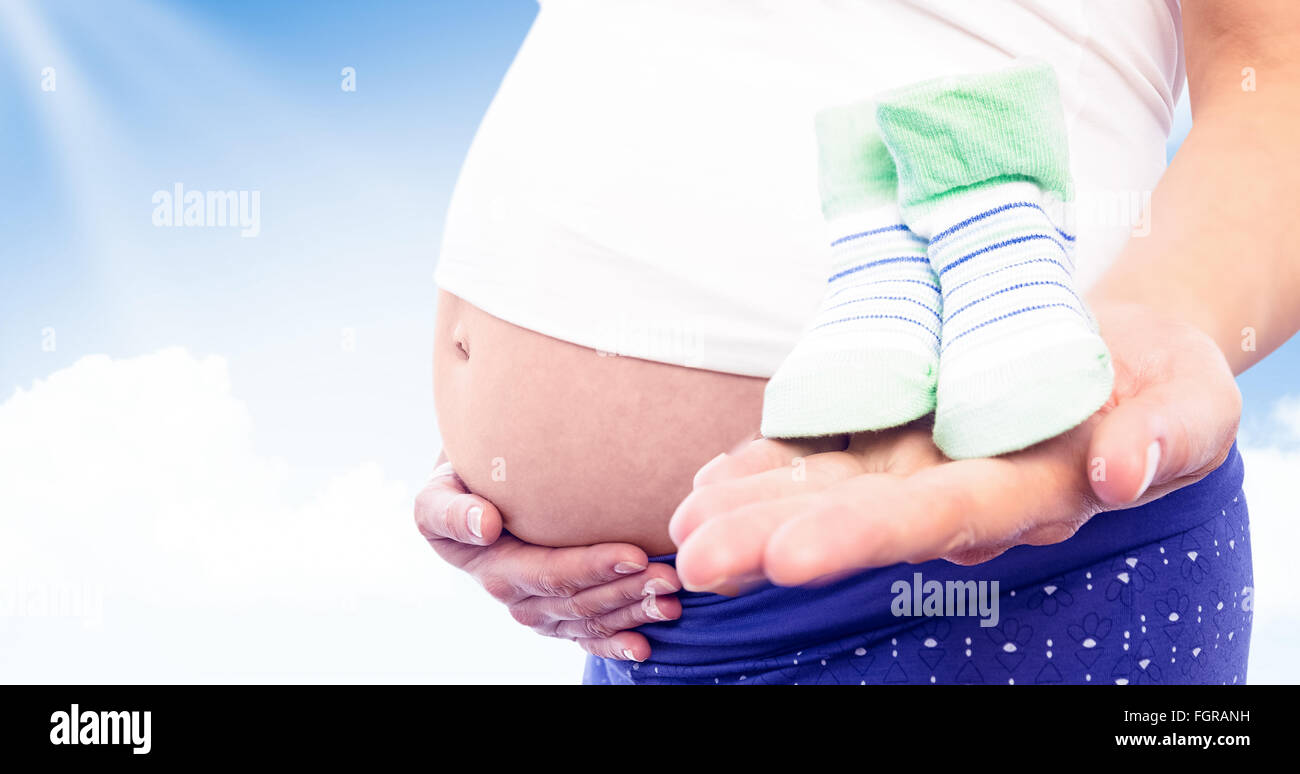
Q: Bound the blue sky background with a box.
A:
[0,0,542,497]
[1,0,1296,683]
[2,0,1296,481]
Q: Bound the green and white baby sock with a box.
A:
[875,61,1114,459]
[761,101,941,439]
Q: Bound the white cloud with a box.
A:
[1238,440,1300,685]
[3,348,1293,684]
[1234,395,1300,683]
[1268,395,1300,443]
[0,348,582,683]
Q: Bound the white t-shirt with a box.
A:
[436,0,1184,377]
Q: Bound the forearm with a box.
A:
[1089,105,1300,373]
[1089,2,1300,374]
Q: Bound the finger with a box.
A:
[763,450,1086,586]
[555,594,683,640]
[1088,372,1241,507]
[509,564,680,625]
[693,436,847,488]
[428,532,519,578]
[675,493,826,591]
[472,542,652,601]
[670,450,863,546]
[576,631,652,662]
[413,463,504,547]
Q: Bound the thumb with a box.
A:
[414,461,504,548]
[1087,376,1240,508]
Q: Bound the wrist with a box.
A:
[1087,272,1243,370]
[1087,278,1215,334]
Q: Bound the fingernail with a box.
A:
[621,648,642,662]
[466,505,483,539]
[1135,441,1161,501]
[614,561,646,575]
[641,594,668,621]
[684,573,729,592]
[643,579,676,596]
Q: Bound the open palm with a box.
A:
[669,302,1241,592]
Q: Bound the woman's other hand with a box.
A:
[414,458,681,661]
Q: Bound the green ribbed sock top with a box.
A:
[814,99,898,221]
[874,61,1073,215]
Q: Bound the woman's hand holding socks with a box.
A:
[875,61,1114,459]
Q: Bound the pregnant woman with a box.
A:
[417,0,1299,683]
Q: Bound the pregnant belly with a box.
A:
[433,290,766,555]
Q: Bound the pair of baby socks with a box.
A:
[761,62,1113,459]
